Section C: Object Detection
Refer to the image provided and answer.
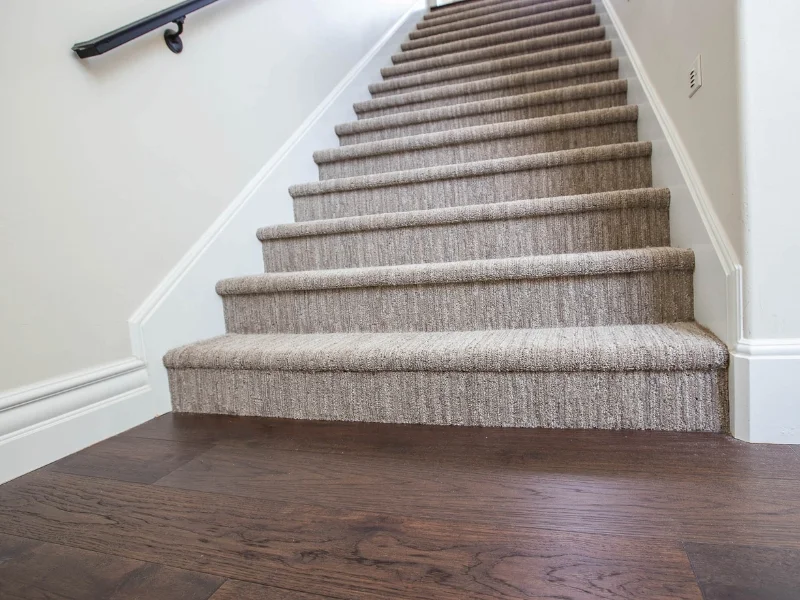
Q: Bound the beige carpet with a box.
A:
[165,0,729,431]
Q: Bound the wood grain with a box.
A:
[154,441,800,548]
[209,580,332,600]
[125,414,800,480]
[0,471,702,600]
[49,435,212,484]
[0,531,223,599]
[684,541,800,600]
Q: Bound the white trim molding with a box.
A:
[0,359,158,484]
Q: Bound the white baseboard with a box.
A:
[730,340,800,444]
[0,359,159,484]
[127,2,428,416]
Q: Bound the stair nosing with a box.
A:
[315,106,637,165]
[216,247,693,296]
[257,189,670,241]
[410,0,593,40]
[290,142,651,198]
[361,57,618,115]
[391,15,602,65]
[381,26,606,79]
[163,323,729,373]
[337,79,627,136]
[369,40,612,96]
[422,0,569,26]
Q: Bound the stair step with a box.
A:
[392,15,600,66]
[290,142,652,221]
[340,79,627,145]
[216,247,694,334]
[364,58,618,119]
[423,0,557,26]
[411,0,591,42]
[316,106,637,179]
[371,41,611,98]
[165,322,728,431]
[381,26,605,79]
[258,189,670,272]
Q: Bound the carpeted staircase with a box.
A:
[164,0,729,431]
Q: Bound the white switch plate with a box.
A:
[689,54,703,97]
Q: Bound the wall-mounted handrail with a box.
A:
[71,0,221,59]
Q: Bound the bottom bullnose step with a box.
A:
[164,323,729,432]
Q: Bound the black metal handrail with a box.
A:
[72,0,221,58]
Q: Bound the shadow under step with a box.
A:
[258,189,670,272]
[290,142,652,221]
[362,59,618,119]
[391,14,600,66]
[422,0,562,28]
[409,0,592,43]
[316,106,637,179]
[370,40,611,98]
[339,79,627,145]
[164,322,728,432]
[381,26,605,79]
[216,247,694,334]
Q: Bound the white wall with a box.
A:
[605,0,742,261]
[738,0,800,340]
[0,0,417,392]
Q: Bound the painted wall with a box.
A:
[738,0,800,339]
[0,0,417,391]
[605,0,742,262]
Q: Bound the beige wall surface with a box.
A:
[606,0,742,260]
[0,0,417,390]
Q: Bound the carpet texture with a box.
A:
[165,0,729,431]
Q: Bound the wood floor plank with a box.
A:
[49,435,212,484]
[684,541,800,599]
[125,414,800,480]
[210,579,333,600]
[0,531,223,599]
[0,471,702,600]
[154,442,800,549]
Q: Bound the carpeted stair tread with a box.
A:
[291,142,649,198]
[391,15,600,65]
[381,26,606,79]
[259,188,670,241]
[164,323,728,373]
[339,79,628,144]
[363,58,618,118]
[315,106,637,166]
[422,0,561,27]
[410,0,592,41]
[217,247,692,295]
[371,41,612,98]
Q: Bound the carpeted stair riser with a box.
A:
[361,59,618,119]
[259,190,671,272]
[370,41,612,98]
[169,368,727,431]
[382,27,606,79]
[340,80,628,145]
[165,323,728,431]
[217,248,694,334]
[403,3,595,52]
[317,107,637,179]
[410,0,592,41]
[391,15,601,66]
[291,143,652,221]
[422,0,567,28]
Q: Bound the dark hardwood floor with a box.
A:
[1,415,799,599]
